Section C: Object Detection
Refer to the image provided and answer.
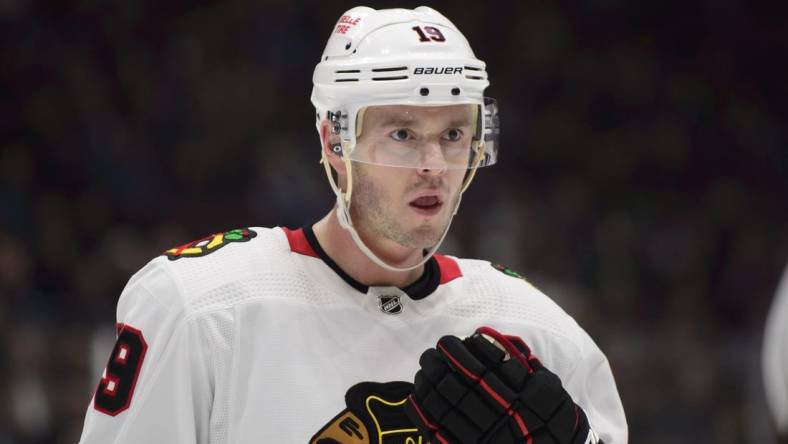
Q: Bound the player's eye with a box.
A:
[444,128,463,142]
[390,129,411,141]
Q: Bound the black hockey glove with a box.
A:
[403,326,603,444]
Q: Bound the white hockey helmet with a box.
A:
[311,6,499,170]
[311,6,498,272]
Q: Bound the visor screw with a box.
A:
[420,87,429,96]
[451,87,460,96]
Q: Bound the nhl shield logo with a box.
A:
[378,295,403,315]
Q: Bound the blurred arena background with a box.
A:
[1,0,787,442]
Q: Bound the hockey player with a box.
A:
[79,6,627,443]
[764,263,788,443]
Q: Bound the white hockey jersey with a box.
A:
[78,226,628,443]
[764,263,788,435]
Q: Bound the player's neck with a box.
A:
[312,209,425,288]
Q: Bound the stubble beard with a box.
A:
[348,164,459,250]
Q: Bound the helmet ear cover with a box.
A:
[327,111,344,155]
[325,107,378,157]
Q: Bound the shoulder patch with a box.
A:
[164,228,257,260]
[492,263,525,280]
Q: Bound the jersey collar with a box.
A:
[282,226,461,300]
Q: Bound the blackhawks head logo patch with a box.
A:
[310,381,421,444]
[164,228,257,260]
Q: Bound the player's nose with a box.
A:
[417,141,448,176]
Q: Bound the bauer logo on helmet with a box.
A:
[413,66,463,75]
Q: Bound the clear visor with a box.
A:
[346,98,499,170]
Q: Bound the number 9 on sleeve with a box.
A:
[93,324,147,416]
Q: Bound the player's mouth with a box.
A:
[409,194,444,216]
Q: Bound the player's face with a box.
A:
[349,104,474,249]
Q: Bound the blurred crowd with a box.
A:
[1,1,786,443]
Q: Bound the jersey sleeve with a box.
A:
[78,258,213,444]
[561,324,628,444]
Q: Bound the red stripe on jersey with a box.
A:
[282,227,319,258]
[435,254,462,284]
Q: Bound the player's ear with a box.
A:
[319,119,347,180]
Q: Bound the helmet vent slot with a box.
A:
[372,66,408,72]
[335,69,361,73]
[371,76,408,81]
[335,78,359,82]
[464,66,485,80]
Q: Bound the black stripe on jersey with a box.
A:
[302,225,441,300]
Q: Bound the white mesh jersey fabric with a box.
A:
[78,226,627,444]
[196,311,234,444]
